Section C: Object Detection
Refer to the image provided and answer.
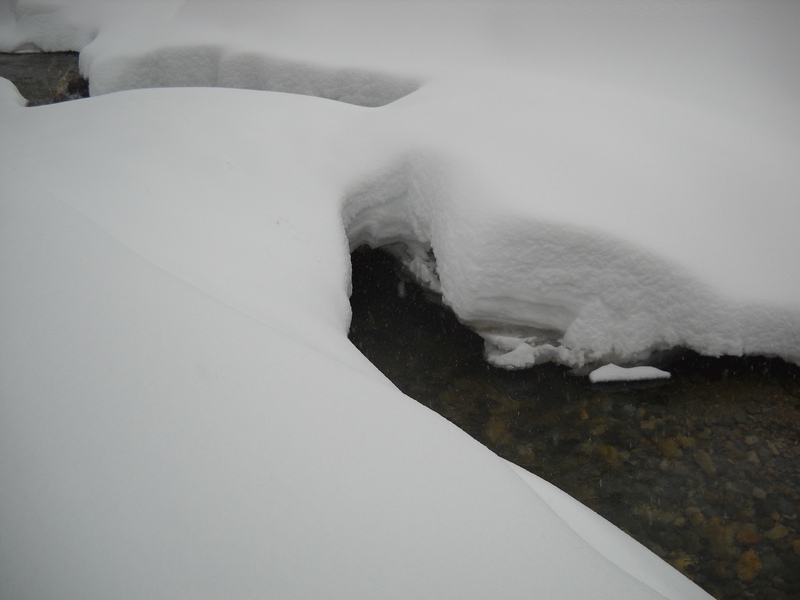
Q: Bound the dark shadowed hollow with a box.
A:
[349,246,800,600]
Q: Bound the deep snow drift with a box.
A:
[2,0,798,598]
[0,81,710,600]
[2,0,799,369]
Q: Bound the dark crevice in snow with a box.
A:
[348,246,473,355]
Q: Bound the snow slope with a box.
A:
[0,83,710,599]
[1,0,798,597]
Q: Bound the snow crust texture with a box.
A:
[3,1,797,598]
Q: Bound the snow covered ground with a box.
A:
[2,1,798,598]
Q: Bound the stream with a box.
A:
[349,247,800,600]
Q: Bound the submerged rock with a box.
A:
[693,450,717,477]
[735,550,763,582]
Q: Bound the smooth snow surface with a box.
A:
[2,0,797,598]
[589,364,672,384]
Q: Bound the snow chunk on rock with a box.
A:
[589,363,672,383]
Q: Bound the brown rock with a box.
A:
[733,507,756,522]
[765,524,789,540]
[792,539,800,555]
[656,437,683,459]
[711,561,730,582]
[670,553,698,577]
[745,450,760,465]
[685,506,706,526]
[735,526,762,545]
[706,517,737,559]
[735,550,762,582]
[693,449,716,476]
[673,461,689,475]
[766,440,781,456]
[485,418,513,446]
[640,419,657,431]
[516,443,536,464]
[597,444,623,469]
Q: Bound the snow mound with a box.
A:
[82,42,420,107]
[1,83,711,600]
[0,77,27,106]
[4,2,800,372]
[589,363,671,384]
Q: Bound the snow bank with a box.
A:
[16,0,791,370]
[0,74,27,105]
[338,75,800,368]
[1,80,710,599]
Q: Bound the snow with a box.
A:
[0,73,26,105]
[0,83,710,600]
[589,364,672,384]
[2,0,798,597]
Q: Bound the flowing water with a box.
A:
[349,247,800,600]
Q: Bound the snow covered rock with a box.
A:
[589,363,672,384]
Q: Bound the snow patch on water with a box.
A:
[589,363,672,383]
